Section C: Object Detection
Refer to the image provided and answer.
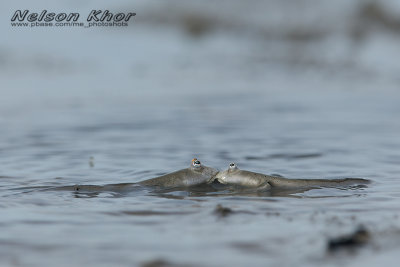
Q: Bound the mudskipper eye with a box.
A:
[229,163,236,168]
[192,158,201,167]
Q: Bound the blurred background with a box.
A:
[1,0,400,176]
[1,1,400,266]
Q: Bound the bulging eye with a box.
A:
[192,158,201,167]
[229,163,236,168]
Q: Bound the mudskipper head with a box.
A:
[228,162,238,172]
[191,158,202,170]
[213,162,239,184]
[188,158,219,185]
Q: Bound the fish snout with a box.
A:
[208,171,228,184]
[216,177,228,184]
[207,173,218,184]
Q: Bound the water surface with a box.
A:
[1,0,400,266]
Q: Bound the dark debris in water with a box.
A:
[327,226,371,252]
[141,258,195,267]
[214,204,233,217]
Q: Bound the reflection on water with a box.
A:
[9,179,371,200]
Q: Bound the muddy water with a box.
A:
[2,0,400,266]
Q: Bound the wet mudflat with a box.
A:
[2,0,400,266]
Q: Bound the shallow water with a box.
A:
[1,88,400,267]
[2,0,400,266]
